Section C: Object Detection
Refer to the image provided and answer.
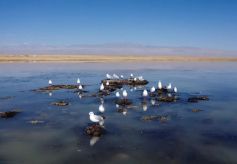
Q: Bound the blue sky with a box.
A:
[0,0,237,53]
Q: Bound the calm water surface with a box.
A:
[0,62,237,164]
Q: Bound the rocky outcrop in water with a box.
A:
[33,84,79,92]
[188,96,209,103]
[0,110,20,118]
[85,124,105,137]
[51,100,69,106]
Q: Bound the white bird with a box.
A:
[138,76,144,81]
[120,75,124,79]
[100,83,104,91]
[77,78,81,84]
[49,92,52,97]
[89,112,104,126]
[113,74,120,79]
[122,90,128,98]
[106,81,109,86]
[48,80,52,85]
[99,104,105,113]
[106,73,112,79]
[150,86,156,93]
[115,91,120,97]
[174,86,178,93]
[78,84,83,90]
[158,80,162,89]
[130,73,134,78]
[143,89,148,97]
[116,104,119,108]
[134,77,137,81]
[167,83,172,90]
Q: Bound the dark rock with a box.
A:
[158,96,178,102]
[85,124,104,137]
[51,101,69,106]
[117,108,127,113]
[33,84,79,92]
[141,115,169,123]
[149,93,156,97]
[188,96,209,103]
[101,78,148,87]
[0,96,14,100]
[115,99,132,106]
[157,88,169,94]
[28,120,45,125]
[192,109,203,113]
[98,90,110,96]
[0,110,20,118]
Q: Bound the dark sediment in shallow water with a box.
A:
[0,110,20,118]
[51,100,69,106]
[85,124,105,137]
[188,96,209,103]
[115,99,133,106]
[141,115,169,123]
[33,84,80,92]
[157,96,179,102]
[101,78,148,87]
[192,109,203,113]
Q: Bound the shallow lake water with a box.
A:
[0,62,237,164]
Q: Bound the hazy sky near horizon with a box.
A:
[0,0,237,51]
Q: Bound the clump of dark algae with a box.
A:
[115,99,133,106]
[141,115,169,123]
[101,78,148,87]
[157,95,179,103]
[192,109,203,113]
[33,84,79,92]
[51,100,69,106]
[188,96,209,103]
[85,124,105,137]
[0,110,21,119]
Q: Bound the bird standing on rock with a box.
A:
[174,87,178,93]
[106,81,109,86]
[100,83,104,91]
[158,80,162,89]
[78,84,83,90]
[113,74,119,79]
[48,80,52,85]
[89,112,104,126]
[167,83,172,90]
[150,86,156,93]
[115,91,120,98]
[106,74,112,79]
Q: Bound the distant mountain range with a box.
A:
[0,44,236,56]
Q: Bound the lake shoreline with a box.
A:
[0,55,237,63]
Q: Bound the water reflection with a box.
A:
[142,104,148,111]
[90,136,100,146]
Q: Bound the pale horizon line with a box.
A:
[0,43,236,56]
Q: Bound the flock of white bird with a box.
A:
[48,73,178,126]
